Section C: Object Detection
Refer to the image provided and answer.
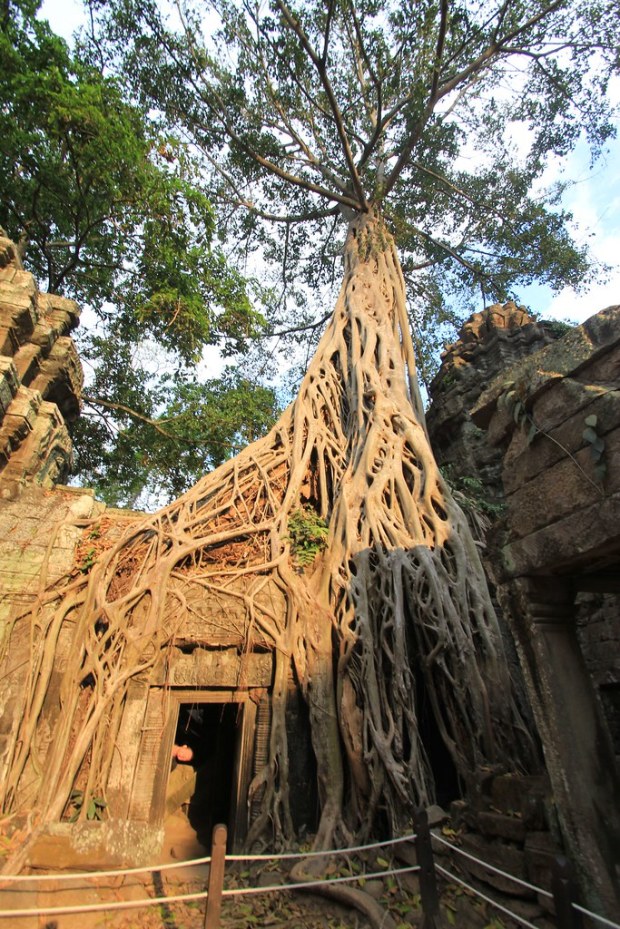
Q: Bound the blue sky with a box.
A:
[41,0,619,327]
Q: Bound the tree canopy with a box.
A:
[0,0,276,505]
[88,0,617,355]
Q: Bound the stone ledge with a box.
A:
[28,821,164,870]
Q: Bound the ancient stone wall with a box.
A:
[428,302,620,915]
[0,236,82,499]
[0,239,92,650]
[477,307,620,914]
[427,302,556,501]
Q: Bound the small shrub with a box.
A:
[287,506,329,567]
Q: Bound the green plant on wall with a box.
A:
[287,507,329,568]
[582,414,607,482]
[442,467,505,520]
[65,789,106,822]
[498,386,606,494]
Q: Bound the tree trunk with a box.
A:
[0,212,534,857]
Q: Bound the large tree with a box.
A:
[1,0,617,860]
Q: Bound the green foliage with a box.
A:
[0,0,274,502]
[0,0,260,358]
[65,789,106,822]
[542,318,576,340]
[582,413,607,482]
[86,0,618,402]
[5,0,618,501]
[287,506,329,567]
[442,466,504,520]
[71,354,280,507]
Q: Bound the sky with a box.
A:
[40,0,620,329]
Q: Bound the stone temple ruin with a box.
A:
[427,302,620,914]
[0,239,618,914]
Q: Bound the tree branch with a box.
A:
[275,0,368,212]
[380,0,449,200]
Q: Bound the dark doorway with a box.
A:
[174,702,242,846]
[414,668,460,807]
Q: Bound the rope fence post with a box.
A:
[414,808,441,929]
[204,823,227,929]
[552,856,583,929]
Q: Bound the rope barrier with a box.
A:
[573,902,620,929]
[435,863,541,929]
[221,864,421,898]
[0,832,416,883]
[0,887,209,919]
[0,824,616,929]
[226,832,417,862]
[0,863,421,919]
[432,832,553,899]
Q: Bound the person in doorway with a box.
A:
[172,743,194,764]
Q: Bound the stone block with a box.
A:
[503,385,620,494]
[524,831,557,888]
[491,774,548,812]
[458,833,533,897]
[0,285,37,341]
[0,356,18,404]
[505,427,620,541]
[42,292,81,333]
[30,319,55,349]
[12,343,40,384]
[477,810,527,843]
[0,326,17,356]
[28,821,164,869]
[0,236,21,269]
[503,491,620,576]
[162,647,273,688]
[30,337,83,420]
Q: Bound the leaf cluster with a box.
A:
[87,0,617,348]
[287,505,330,567]
[71,343,281,507]
[65,789,106,821]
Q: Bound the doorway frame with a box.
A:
[156,689,258,851]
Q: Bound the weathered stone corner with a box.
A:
[0,236,83,499]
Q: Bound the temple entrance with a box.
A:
[174,702,240,846]
[163,690,259,854]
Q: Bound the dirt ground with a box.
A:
[0,811,547,929]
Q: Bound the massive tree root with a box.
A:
[0,213,535,862]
